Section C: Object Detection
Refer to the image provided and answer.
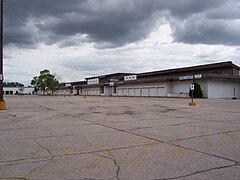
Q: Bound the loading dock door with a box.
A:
[128,88,134,96]
[157,87,166,96]
[118,89,123,96]
[141,88,148,96]
[123,88,128,96]
[149,87,157,96]
[134,88,141,96]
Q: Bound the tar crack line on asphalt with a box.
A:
[0,155,51,164]
[91,151,121,180]
[33,104,240,168]
[168,129,240,143]
[154,164,239,180]
[141,105,237,123]
[34,139,55,160]
[79,115,240,162]
[0,177,29,180]
[108,150,120,180]
[52,109,240,166]
[23,100,240,179]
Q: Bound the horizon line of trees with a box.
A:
[3,82,24,87]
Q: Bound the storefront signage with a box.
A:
[87,78,99,85]
[194,74,202,79]
[110,79,118,82]
[179,75,193,80]
[124,75,137,81]
[65,83,71,87]
[179,74,202,80]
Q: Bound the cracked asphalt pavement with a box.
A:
[0,96,240,180]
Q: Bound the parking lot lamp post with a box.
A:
[0,0,6,110]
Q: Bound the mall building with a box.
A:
[44,61,240,99]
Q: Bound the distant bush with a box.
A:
[189,82,203,98]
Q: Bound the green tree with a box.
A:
[46,74,59,95]
[31,69,59,95]
[31,76,39,92]
[189,82,203,98]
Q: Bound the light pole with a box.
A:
[0,0,6,110]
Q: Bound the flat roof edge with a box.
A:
[138,61,240,77]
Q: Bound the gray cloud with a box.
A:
[57,57,140,77]
[4,0,240,48]
[170,0,240,46]
[170,14,240,46]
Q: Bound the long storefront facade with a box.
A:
[42,61,240,99]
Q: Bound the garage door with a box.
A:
[117,88,123,96]
[149,87,157,96]
[134,88,141,96]
[94,89,99,95]
[141,88,148,96]
[129,88,134,96]
[157,87,166,96]
[123,88,128,96]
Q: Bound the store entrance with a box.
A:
[104,86,112,96]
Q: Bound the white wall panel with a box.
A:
[82,88,100,95]
[171,80,207,98]
[134,88,141,96]
[157,87,166,96]
[149,87,157,96]
[118,88,123,96]
[123,88,128,96]
[141,88,148,96]
[117,83,167,97]
[208,80,240,99]
[128,88,134,96]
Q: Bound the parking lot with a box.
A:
[0,96,240,179]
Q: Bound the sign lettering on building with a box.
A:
[65,83,71,87]
[87,78,99,85]
[110,79,118,82]
[179,74,202,80]
[194,74,202,79]
[124,75,137,81]
[179,75,193,80]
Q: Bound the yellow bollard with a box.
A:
[0,100,6,110]
[189,102,196,106]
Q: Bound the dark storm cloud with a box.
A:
[170,0,240,46]
[4,0,240,48]
[171,15,240,46]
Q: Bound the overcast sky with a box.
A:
[3,0,240,85]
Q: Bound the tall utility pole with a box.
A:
[0,0,6,110]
